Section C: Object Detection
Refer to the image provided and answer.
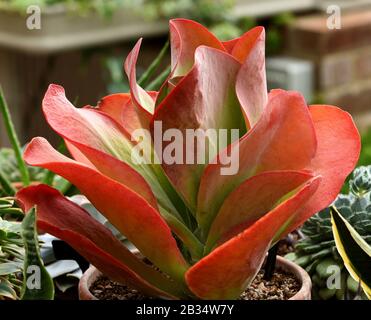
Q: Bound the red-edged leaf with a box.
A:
[16,185,185,299]
[42,84,181,220]
[97,93,131,125]
[235,27,267,128]
[23,138,189,283]
[222,38,239,53]
[42,84,132,161]
[124,39,156,115]
[205,170,314,252]
[186,176,321,299]
[197,90,317,234]
[65,140,95,168]
[65,142,159,209]
[152,46,246,211]
[98,93,154,133]
[169,18,225,77]
[286,105,361,233]
[231,27,265,63]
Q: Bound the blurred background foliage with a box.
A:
[360,129,371,167]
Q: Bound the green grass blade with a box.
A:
[0,167,15,196]
[145,65,171,91]
[138,40,169,88]
[0,86,30,186]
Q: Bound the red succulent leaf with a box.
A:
[124,39,156,116]
[282,105,361,235]
[230,27,265,63]
[235,27,267,128]
[98,92,156,134]
[152,46,246,211]
[42,84,184,226]
[23,138,189,284]
[222,38,239,53]
[205,170,315,252]
[186,176,321,299]
[197,89,317,233]
[169,18,225,78]
[42,84,132,158]
[65,140,95,168]
[97,93,131,125]
[16,185,185,299]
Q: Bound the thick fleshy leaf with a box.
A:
[235,27,267,128]
[222,38,239,53]
[97,93,131,125]
[285,105,361,233]
[152,46,246,211]
[205,170,314,252]
[23,138,189,283]
[331,207,371,299]
[98,92,154,133]
[17,185,185,299]
[169,18,225,77]
[186,176,321,299]
[124,39,156,115]
[42,84,183,222]
[43,84,133,162]
[65,140,95,167]
[231,27,265,63]
[197,90,317,234]
[64,141,159,209]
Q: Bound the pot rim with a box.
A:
[79,255,311,300]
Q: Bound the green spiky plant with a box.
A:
[287,166,371,300]
[0,86,74,198]
[0,88,56,299]
[330,207,371,300]
[0,198,23,299]
[0,199,54,300]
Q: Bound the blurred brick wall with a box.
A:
[0,36,167,147]
[286,10,371,131]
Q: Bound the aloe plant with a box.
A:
[17,19,360,299]
[0,199,54,300]
[331,207,371,300]
[21,207,54,300]
[0,198,23,299]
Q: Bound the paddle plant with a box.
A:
[16,19,360,299]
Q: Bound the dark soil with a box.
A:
[90,277,150,300]
[90,269,300,300]
[239,270,300,300]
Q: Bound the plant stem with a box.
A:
[0,86,30,186]
[138,40,169,88]
[264,242,279,280]
[146,65,171,91]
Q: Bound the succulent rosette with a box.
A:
[16,19,360,299]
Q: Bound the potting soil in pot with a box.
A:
[89,269,300,300]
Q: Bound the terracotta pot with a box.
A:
[78,266,101,300]
[79,255,311,300]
